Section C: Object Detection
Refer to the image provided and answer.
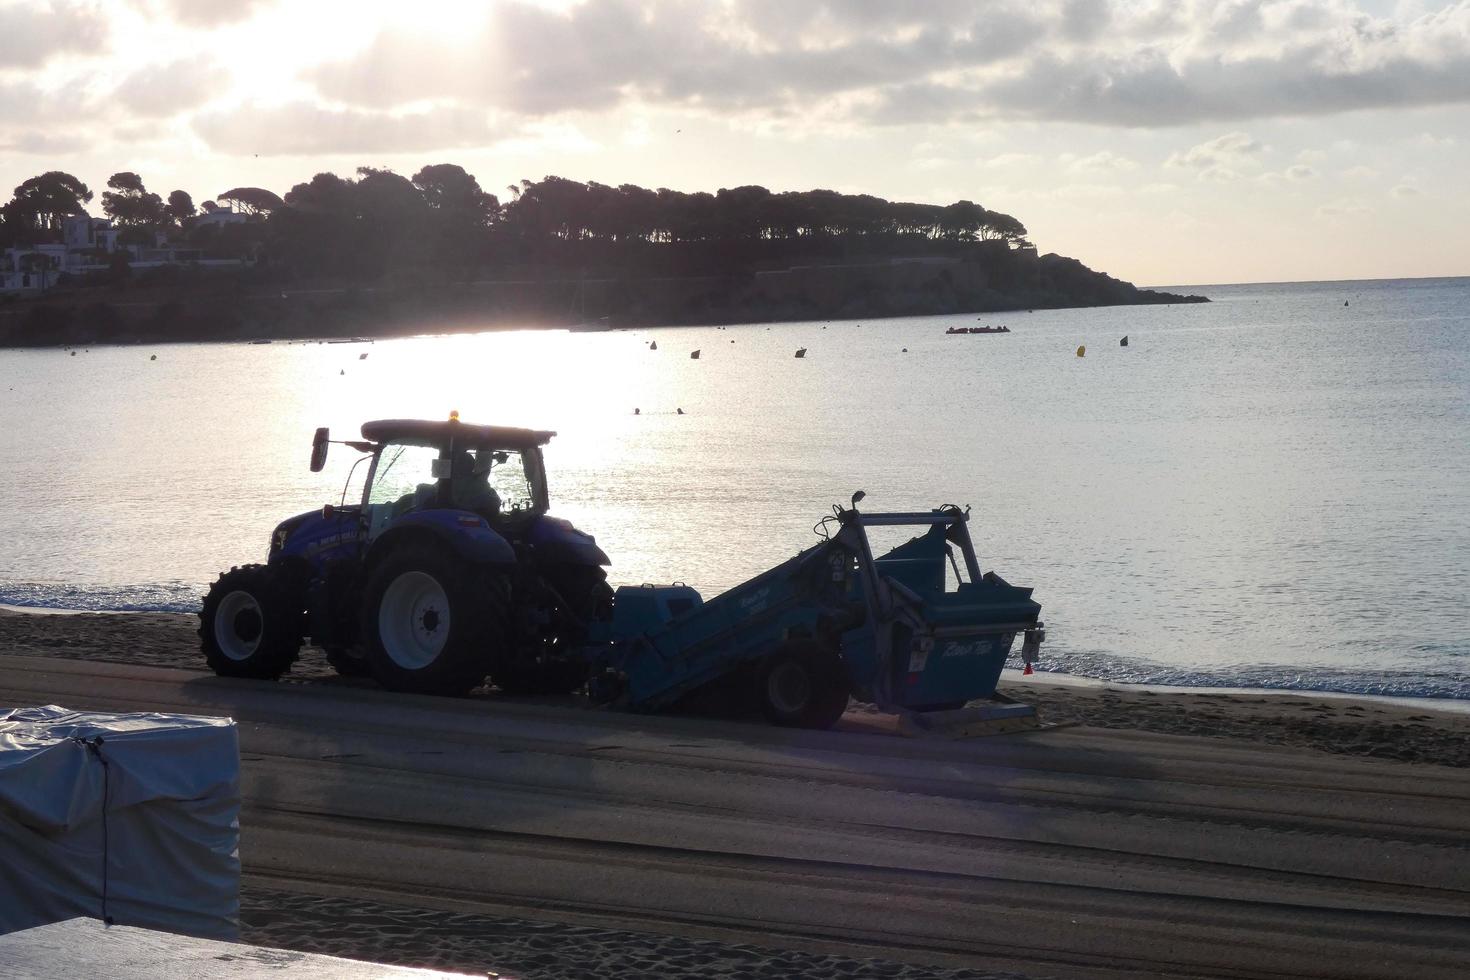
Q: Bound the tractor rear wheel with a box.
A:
[756,641,850,730]
[199,565,304,679]
[360,546,504,696]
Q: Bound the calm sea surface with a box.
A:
[1,276,1466,698]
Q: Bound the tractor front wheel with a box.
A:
[756,641,850,730]
[199,565,304,679]
[361,547,503,696]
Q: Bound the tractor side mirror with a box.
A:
[850,490,866,510]
[310,427,330,472]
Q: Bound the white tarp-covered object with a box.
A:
[0,704,240,939]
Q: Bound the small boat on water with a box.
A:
[795,348,807,358]
[690,349,701,360]
[946,325,1011,335]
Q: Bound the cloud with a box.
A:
[1066,150,1139,173]
[1199,166,1242,182]
[1411,131,1459,147]
[1318,198,1372,216]
[308,0,1041,118]
[301,0,1470,129]
[191,102,509,155]
[1256,163,1318,186]
[1390,183,1422,197]
[0,79,95,128]
[0,130,88,155]
[981,152,1041,168]
[156,0,272,28]
[1340,164,1379,178]
[1166,132,1265,169]
[0,1,109,68]
[930,3,1470,126]
[292,1,1470,129]
[113,57,229,117]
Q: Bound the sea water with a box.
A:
[1,276,1466,699]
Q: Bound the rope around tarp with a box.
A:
[70,735,114,926]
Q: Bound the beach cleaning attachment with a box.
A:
[585,498,1044,731]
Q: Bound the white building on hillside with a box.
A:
[1,214,245,296]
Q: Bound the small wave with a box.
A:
[1011,649,1470,701]
[0,582,202,614]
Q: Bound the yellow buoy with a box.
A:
[1076,345,1086,357]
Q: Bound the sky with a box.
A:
[1,0,1467,286]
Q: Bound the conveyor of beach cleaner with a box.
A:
[585,498,1045,734]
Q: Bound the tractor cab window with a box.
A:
[368,441,440,515]
[482,449,536,514]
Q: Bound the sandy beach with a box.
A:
[3,608,1466,767]
[3,608,1468,979]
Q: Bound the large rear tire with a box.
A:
[199,565,304,679]
[360,546,504,696]
[757,641,850,730]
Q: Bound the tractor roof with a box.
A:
[360,419,557,449]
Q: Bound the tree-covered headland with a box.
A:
[0,166,1205,346]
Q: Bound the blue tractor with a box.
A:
[199,416,610,696]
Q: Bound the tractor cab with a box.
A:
[352,418,554,541]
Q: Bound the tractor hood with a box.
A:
[269,508,362,565]
[529,515,609,566]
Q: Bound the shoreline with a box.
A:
[1,608,1465,767]
[3,603,1462,713]
[0,289,1205,351]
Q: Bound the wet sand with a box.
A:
[4,610,1469,978]
[3,607,1466,767]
